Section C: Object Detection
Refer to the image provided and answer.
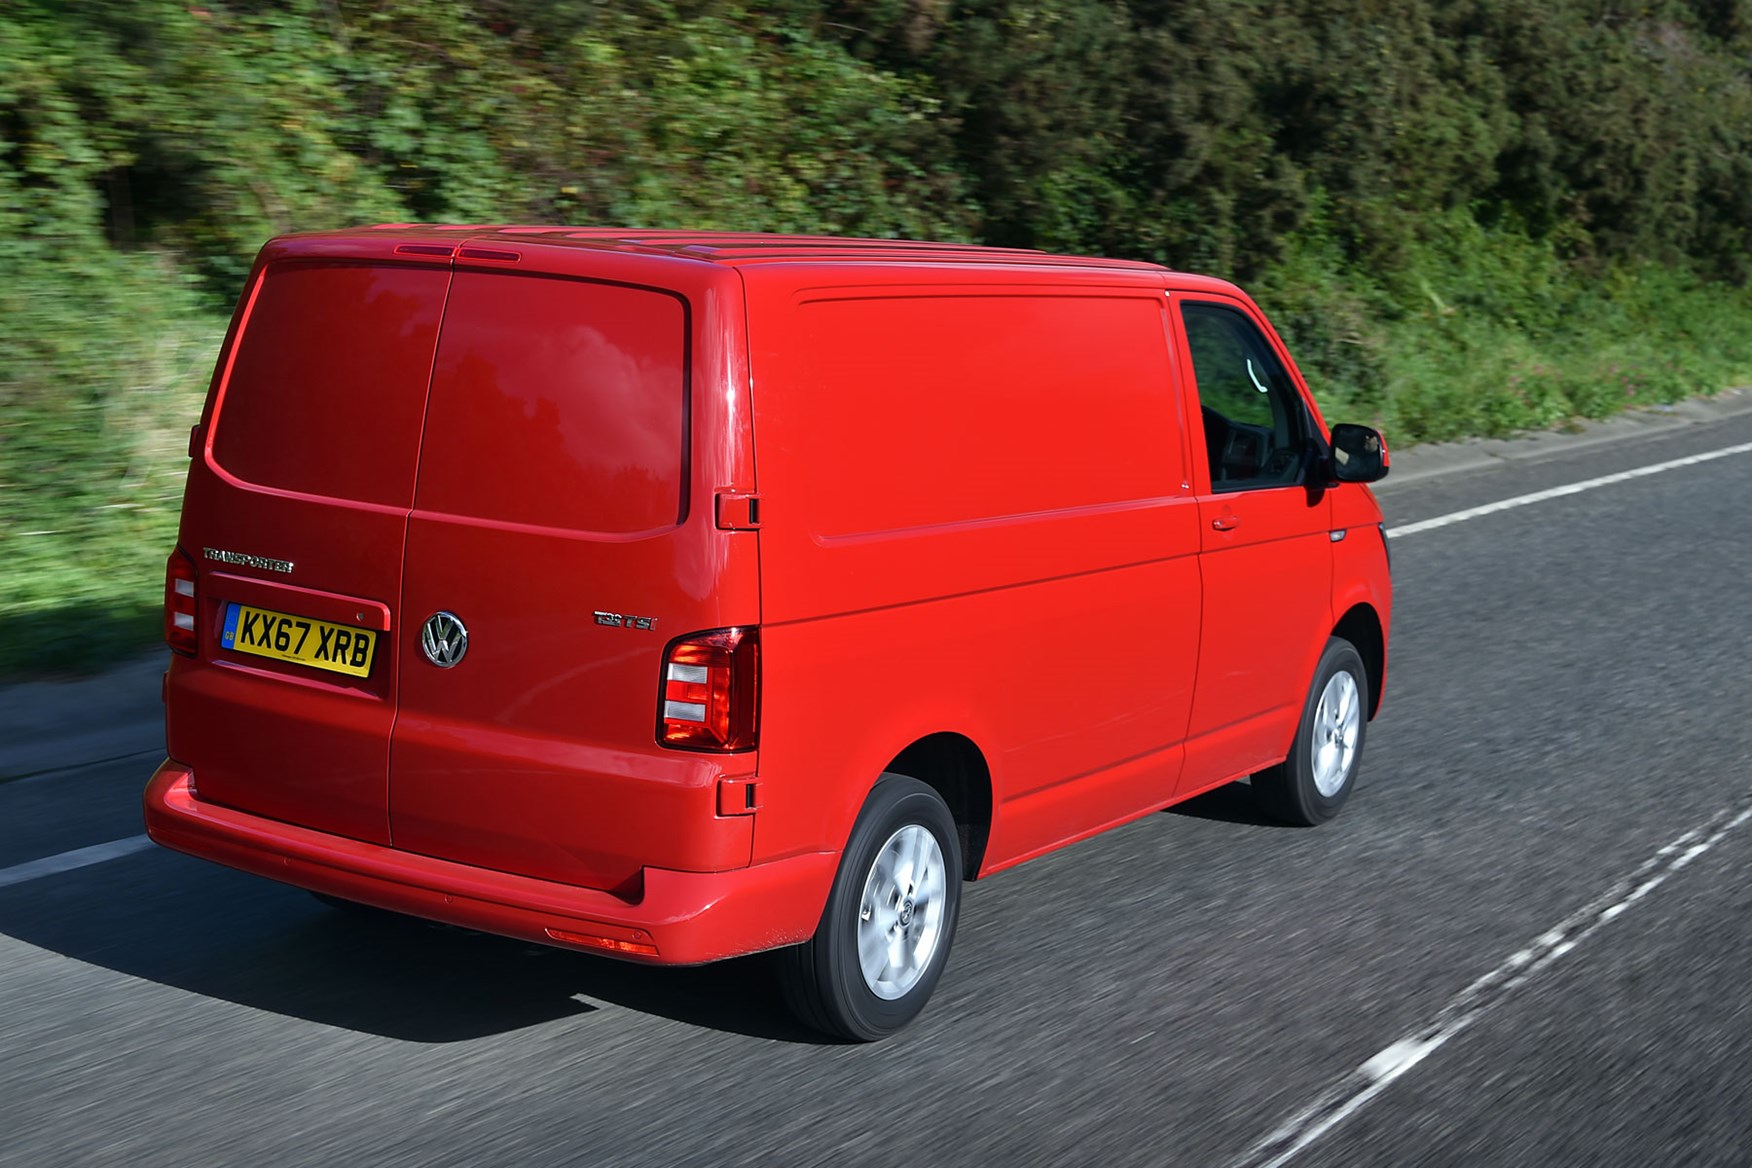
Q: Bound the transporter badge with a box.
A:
[202,546,294,574]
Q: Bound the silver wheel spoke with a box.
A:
[1311,670,1361,798]
[859,920,890,983]
[855,822,947,1000]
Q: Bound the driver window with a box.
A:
[1181,302,1310,491]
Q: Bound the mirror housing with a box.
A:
[1328,423,1390,484]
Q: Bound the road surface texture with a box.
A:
[5,402,1752,1167]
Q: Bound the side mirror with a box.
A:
[1329,423,1390,484]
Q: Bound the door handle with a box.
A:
[1211,515,1241,532]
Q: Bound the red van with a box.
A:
[145,226,1391,1040]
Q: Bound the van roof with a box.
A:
[354,223,1155,267]
[275,224,1251,297]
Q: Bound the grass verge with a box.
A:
[0,247,222,679]
[1257,213,1752,439]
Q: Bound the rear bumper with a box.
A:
[143,759,835,965]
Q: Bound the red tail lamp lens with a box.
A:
[165,548,198,656]
[659,627,760,752]
[544,928,659,957]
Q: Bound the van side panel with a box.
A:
[758,560,1202,872]
[758,289,1191,617]
[745,274,1203,870]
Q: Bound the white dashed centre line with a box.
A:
[1230,801,1752,1168]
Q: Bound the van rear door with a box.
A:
[387,259,756,893]
[168,244,451,845]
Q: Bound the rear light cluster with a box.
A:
[165,548,199,656]
[659,627,759,752]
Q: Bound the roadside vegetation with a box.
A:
[4,0,1751,674]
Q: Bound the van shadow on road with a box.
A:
[0,851,832,1045]
[1,763,1288,1047]
[1165,779,1291,828]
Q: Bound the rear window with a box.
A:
[212,262,448,507]
[412,273,688,534]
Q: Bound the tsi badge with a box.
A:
[595,610,658,631]
[421,611,469,668]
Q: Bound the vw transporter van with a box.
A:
[145,226,1392,1040]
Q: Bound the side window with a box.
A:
[1181,302,1311,491]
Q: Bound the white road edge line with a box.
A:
[1389,440,1752,537]
[0,834,155,890]
[1231,801,1752,1168]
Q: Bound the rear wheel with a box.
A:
[779,774,962,1041]
[1254,638,1369,826]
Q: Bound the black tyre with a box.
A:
[779,774,962,1041]
[1254,637,1369,826]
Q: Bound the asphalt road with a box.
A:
[6,410,1752,1167]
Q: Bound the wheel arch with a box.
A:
[882,733,994,881]
[1332,602,1386,718]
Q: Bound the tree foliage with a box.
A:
[6,0,1750,294]
[10,0,1749,285]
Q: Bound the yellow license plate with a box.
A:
[221,603,378,677]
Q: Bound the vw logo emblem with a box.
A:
[420,611,469,668]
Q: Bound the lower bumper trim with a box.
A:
[143,759,835,965]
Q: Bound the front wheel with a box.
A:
[779,774,962,1041]
[1254,638,1369,826]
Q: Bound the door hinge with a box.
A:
[715,491,761,531]
[717,778,760,815]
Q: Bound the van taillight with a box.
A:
[659,627,759,752]
[165,548,198,656]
